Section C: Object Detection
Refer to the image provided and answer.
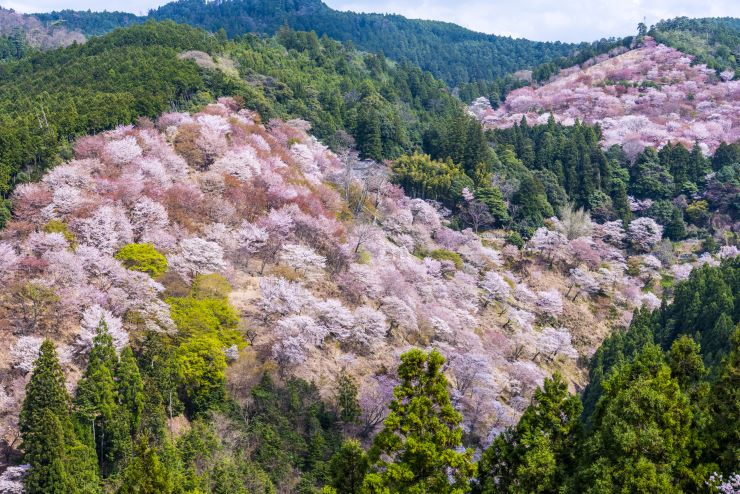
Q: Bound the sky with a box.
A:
[3,0,740,42]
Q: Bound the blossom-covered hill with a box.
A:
[2,98,727,462]
[471,37,740,157]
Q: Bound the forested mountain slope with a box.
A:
[651,17,740,75]
[1,98,737,493]
[34,0,579,86]
[472,37,740,156]
[0,7,84,59]
[0,21,467,224]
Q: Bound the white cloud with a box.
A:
[327,0,740,42]
[2,0,739,42]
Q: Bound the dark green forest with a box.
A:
[34,0,580,86]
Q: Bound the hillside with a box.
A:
[0,7,84,59]
[0,98,697,488]
[0,21,466,223]
[472,37,740,156]
[651,17,740,75]
[34,0,578,86]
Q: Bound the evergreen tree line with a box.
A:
[392,115,740,240]
[16,260,739,493]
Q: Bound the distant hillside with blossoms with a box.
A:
[471,37,740,157]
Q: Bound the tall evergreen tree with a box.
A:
[75,319,131,477]
[575,345,693,493]
[362,349,475,493]
[23,409,72,494]
[117,346,145,436]
[336,371,361,424]
[476,374,582,493]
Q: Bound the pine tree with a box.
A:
[362,349,475,493]
[329,440,369,494]
[336,371,361,424]
[23,409,72,494]
[117,346,145,436]
[477,374,582,494]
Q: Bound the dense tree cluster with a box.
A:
[0,21,469,225]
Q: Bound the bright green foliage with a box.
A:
[44,219,77,248]
[115,243,168,277]
[474,184,510,225]
[176,334,228,416]
[329,440,369,494]
[117,347,145,436]
[575,345,693,493]
[336,371,361,424]
[168,296,241,347]
[391,153,474,206]
[477,374,582,494]
[23,409,72,494]
[117,437,175,494]
[363,349,475,493]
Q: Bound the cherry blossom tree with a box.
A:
[535,289,564,320]
[170,238,227,278]
[527,227,569,265]
[479,271,511,309]
[568,267,600,300]
[628,217,663,252]
[76,304,128,353]
[77,205,134,255]
[280,243,326,279]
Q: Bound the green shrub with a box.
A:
[115,243,168,277]
[167,296,241,347]
[428,249,464,270]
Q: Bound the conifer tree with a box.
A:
[117,346,145,436]
[336,371,361,424]
[704,328,740,474]
[576,345,693,493]
[117,437,175,494]
[23,409,71,494]
[362,349,475,493]
[476,374,582,494]
[20,340,72,438]
[75,319,131,476]
[329,440,369,494]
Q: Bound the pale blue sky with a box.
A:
[3,0,740,42]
